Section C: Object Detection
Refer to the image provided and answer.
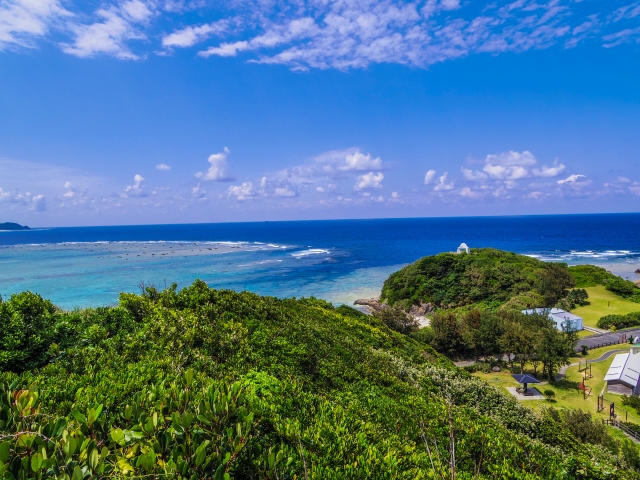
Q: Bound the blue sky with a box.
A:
[1,0,639,226]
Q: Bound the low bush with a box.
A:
[597,312,640,330]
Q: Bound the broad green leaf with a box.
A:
[110,429,126,446]
[0,442,10,463]
[30,453,43,472]
[185,368,194,387]
[88,448,99,471]
[71,410,86,425]
[71,465,83,480]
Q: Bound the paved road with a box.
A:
[556,348,628,381]
[575,328,640,351]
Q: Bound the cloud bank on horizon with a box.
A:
[1,0,639,68]
[2,146,640,224]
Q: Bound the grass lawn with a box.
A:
[473,344,640,428]
[572,286,640,328]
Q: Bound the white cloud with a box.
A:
[618,176,631,183]
[461,167,488,182]
[485,151,537,167]
[354,171,384,190]
[162,20,228,48]
[465,151,566,181]
[227,181,255,201]
[124,173,147,197]
[0,1,637,67]
[156,163,171,171]
[0,0,71,49]
[532,160,565,177]
[338,151,383,171]
[195,147,235,182]
[275,185,297,197]
[557,174,586,185]
[191,183,206,199]
[316,186,325,192]
[0,186,47,210]
[434,172,454,191]
[460,186,480,198]
[424,169,437,185]
[62,0,154,59]
[31,194,46,211]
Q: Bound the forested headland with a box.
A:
[2,276,640,478]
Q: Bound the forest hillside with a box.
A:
[1,281,639,478]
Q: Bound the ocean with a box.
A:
[1,213,639,309]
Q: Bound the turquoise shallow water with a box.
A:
[1,214,639,309]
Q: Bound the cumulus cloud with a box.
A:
[124,173,147,197]
[275,185,297,197]
[354,171,384,190]
[434,172,454,191]
[31,194,47,211]
[557,174,587,185]
[461,167,488,182]
[462,151,566,182]
[196,147,235,182]
[227,181,255,201]
[156,163,171,171]
[0,186,47,210]
[460,186,480,198]
[424,169,437,185]
[338,151,382,171]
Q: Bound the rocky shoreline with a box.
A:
[354,297,433,327]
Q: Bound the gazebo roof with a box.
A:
[512,374,540,384]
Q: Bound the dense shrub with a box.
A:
[381,248,575,309]
[597,312,640,330]
[372,306,419,335]
[0,291,57,372]
[1,282,638,478]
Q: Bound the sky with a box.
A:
[0,0,639,227]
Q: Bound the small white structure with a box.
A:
[456,243,470,254]
[604,352,640,396]
[521,308,584,331]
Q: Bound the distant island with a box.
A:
[0,222,30,231]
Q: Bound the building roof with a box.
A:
[458,243,468,249]
[549,310,582,323]
[512,374,540,384]
[604,353,640,389]
[522,308,582,322]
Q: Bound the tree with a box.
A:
[373,306,419,335]
[0,291,57,372]
[537,327,572,381]
[498,319,524,371]
[477,311,502,360]
[431,312,462,356]
[535,263,576,307]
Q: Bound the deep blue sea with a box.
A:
[1,213,639,309]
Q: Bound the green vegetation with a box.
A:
[568,265,640,302]
[598,312,640,330]
[572,286,640,328]
[381,248,575,310]
[2,282,640,478]
[431,308,576,379]
[0,222,29,231]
